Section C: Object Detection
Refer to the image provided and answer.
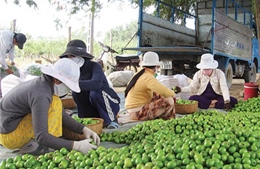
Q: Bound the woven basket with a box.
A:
[62,118,104,141]
[61,98,77,109]
[175,101,198,114]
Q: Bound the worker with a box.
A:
[125,51,180,120]
[177,53,238,110]
[0,30,27,97]
[59,39,121,129]
[0,30,27,74]
[0,58,100,155]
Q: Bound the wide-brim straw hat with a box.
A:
[196,53,218,69]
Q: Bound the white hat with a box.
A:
[140,51,161,66]
[196,53,218,69]
[41,58,81,93]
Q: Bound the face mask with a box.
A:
[53,83,70,97]
[202,69,213,76]
[69,56,85,67]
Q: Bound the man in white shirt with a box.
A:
[0,30,27,74]
[0,30,27,97]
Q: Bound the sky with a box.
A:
[0,0,138,40]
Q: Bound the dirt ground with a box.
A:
[229,79,244,101]
[230,74,260,101]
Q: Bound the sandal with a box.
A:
[107,121,119,129]
[19,139,52,155]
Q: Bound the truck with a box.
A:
[122,0,259,88]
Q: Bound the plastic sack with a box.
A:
[106,76,114,89]
[1,74,38,97]
[108,71,134,87]
[173,74,191,100]
[157,75,179,89]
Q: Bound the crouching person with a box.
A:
[0,58,100,155]
[125,51,179,120]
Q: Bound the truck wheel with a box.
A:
[160,69,166,75]
[167,69,173,75]
[244,62,256,82]
[225,63,233,88]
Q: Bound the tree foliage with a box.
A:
[4,0,38,9]
[48,0,102,15]
[131,0,197,23]
[101,21,138,55]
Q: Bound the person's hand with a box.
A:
[172,86,181,94]
[72,139,97,154]
[83,127,100,146]
[6,68,13,74]
[224,102,232,111]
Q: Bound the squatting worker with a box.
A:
[0,58,100,155]
[59,39,121,129]
[177,53,238,110]
[0,30,27,74]
[125,51,180,120]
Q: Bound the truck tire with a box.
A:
[244,62,256,83]
[225,63,233,88]
[160,69,166,75]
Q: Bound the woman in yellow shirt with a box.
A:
[125,51,180,120]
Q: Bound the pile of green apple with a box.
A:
[73,116,100,125]
[231,97,260,113]
[2,106,260,168]
[176,98,197,104]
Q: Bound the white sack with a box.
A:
[157,75,179,89]
[173,74,191,100]
[108,71,134,87]
[1,74,38,97]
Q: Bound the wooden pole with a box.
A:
[86,12,94,55]
[68,26,71,42]
[12,19,16,32]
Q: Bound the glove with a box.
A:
[72,139,97,154]
[172,86,181,94]
[6,68,13,74]
[224,102,232,111]
[83,127,100,146]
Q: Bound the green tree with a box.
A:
[101,21,138,55]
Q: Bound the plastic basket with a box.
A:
[175,101,198,114]
[62,118,104,141]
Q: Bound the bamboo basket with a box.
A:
[175,101,198,114]
[62,118,104,141]
[61,97,77,109]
